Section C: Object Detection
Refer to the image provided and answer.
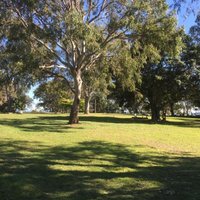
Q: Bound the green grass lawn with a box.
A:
[0,113,199,200]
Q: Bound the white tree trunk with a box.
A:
[69,70,82,124]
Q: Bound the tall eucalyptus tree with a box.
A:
[1,0,182,123]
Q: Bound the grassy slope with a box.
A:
[0,113,199,200]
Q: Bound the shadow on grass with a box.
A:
[0,139,199,200]
[132,117,200,128]
[35,115,135,124]
[0,115,199,133]
[39,115,200,128]
[0,116,83,133]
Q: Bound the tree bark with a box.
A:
[69,70,82,124]
[94,98,97,113]
[151,104,161,122]
[162,109,166,121]
[84,95,91,114]
[170,103,175,117]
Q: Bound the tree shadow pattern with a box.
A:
[41,115,200,128]
[0,116,83,133]
[0,140,199,200]
[0,115,199,133]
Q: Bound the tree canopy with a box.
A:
[1,0,197,122]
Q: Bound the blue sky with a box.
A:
[27,1,199,110]
[27,84,40,110]
[176,2,199,33]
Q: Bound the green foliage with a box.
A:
[187,15,200,106]
[82,56,111,97]
[34,79,72,112]
[61,98,85,112]
[130,6,183,62]
[14,94,32,111]
[110,42,141,92]
[0,85,31,112]
[108,1,184,117]
[0,0,188,123]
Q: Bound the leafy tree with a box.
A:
[1,0,134,123]
[82,55,111,114]
[1,0,184,124]
[163,59,190,116]
[0,82,32,112]
[14,94,32,111]
[109,2,183,121]
[141,57,187,121]
[34,79,72,112]
[136,3,184,121]
[108,42,142,113]
[0,44,34,112]
[185,14,200,107]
